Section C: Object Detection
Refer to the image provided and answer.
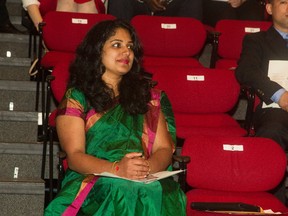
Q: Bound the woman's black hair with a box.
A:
[67,19,151,115]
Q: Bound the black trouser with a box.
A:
[108,0,202,21]
[254,107,288,151]
[254,107,288,204]
[0,0,10,26]
[203,0,265,27]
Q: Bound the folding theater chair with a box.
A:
[130,15,207,70]
[36,11,115,138]
[42,61,70,201]
[181,136,288,215]
[25,0,106,66]
[150,66,247,143]
[209,19,272,69]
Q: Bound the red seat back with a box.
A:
[214,19,272,69]
[131,15,207,58]
[151,66,240,114]
[51,62,70,103]
[42,11,115,53]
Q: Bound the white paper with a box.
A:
[262,60,288,108]
[93,170,184,184]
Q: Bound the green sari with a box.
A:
[44,88,186,216]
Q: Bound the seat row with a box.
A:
[35,11,272,124]
[34,11,286,214]
[46,61,288,215]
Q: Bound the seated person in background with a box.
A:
[108,0,202,21]
[44,19,186,215]
[235,0,288,204]
[22,0,105,30]
[203,0,265,27]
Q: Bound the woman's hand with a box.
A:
[116,152,150,179]
[228,0,246,8]
[145,0,166,12]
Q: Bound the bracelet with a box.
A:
[111,161,119,173]
[147,160,151,174]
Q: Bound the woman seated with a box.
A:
[44,19,186,215]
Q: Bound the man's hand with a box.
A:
[279,91,288,112]
[145,0,166,12]
[228,0,246,8]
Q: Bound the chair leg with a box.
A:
[57,150,66,192]
[49,127,54,201]
[41,135,47,180]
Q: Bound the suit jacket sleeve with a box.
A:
[235,28,284,105]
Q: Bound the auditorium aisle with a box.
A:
[0,0,48,215]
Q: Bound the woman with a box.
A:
[44,19,186,215]
[22,0,106,30]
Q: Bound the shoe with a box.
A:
[0,22,26,34]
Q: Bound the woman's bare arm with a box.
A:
[147,110,174,173]
[56,115,113,174]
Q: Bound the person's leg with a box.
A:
[254,108,288,204]
[0,0,10,26]
[154,0,202,21]
[235,0,265,21]
[77,0,98,13]
[57,0,77,12]
[108,0,150,21]
[202,0,236,27]
[254,108,288,150]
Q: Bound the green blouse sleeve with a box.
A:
[56,88,89,119]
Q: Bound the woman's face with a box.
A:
[101,28,135,79]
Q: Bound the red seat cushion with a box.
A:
[143,56,204,71]
[175,113,247,138]
[41,51,75,69]
[187,189,288,215]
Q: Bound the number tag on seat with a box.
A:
[223,144,244,151]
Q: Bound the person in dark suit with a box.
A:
[235,0,288,204]
[203,0,266,27]
[108,0,202,21]
[0,0,23,33]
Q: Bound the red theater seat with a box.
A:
[131,15,207,70]
[150,66,247,140]
[210,19,272,69]
[182,136,288,215]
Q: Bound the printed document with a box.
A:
[262,60,288,108]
